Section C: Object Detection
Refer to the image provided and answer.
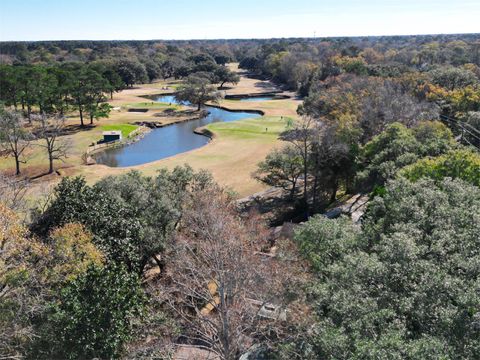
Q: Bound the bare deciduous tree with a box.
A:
[0,173,29,211]
[279,116,318,212]
[0,110,32,175]
[159,189,284,360]
[33,114,69,174]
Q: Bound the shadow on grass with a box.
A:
[62,124,97,136]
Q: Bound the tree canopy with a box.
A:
[290,178,480,359]
[175,74,222,110]
[43,264,145,359]
[32,166,214,273]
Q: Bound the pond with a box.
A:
[153,95,178,104]
[238,96,275,102]
[94,95,261,167]
[226,94,290,101]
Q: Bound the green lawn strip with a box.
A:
[124,102,180,110]
[206,116,289,140]
[100,124,139,137]
[168,83,181,90]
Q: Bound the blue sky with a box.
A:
[0,0,479,41]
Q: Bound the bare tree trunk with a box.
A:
[330,180,338,204]
[14,156,20,176]
[302,140,309,218]
[311,148,320,211]
[312,173,318,211]
[48,153,54,174]
[303,143,308,201]
[290,179,297,199]
[79,107,84,127]
[218,284,231,359]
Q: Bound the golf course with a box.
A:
[1,64,301,197]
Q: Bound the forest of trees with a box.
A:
[0,53,240,122]
[1,34,480,359]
